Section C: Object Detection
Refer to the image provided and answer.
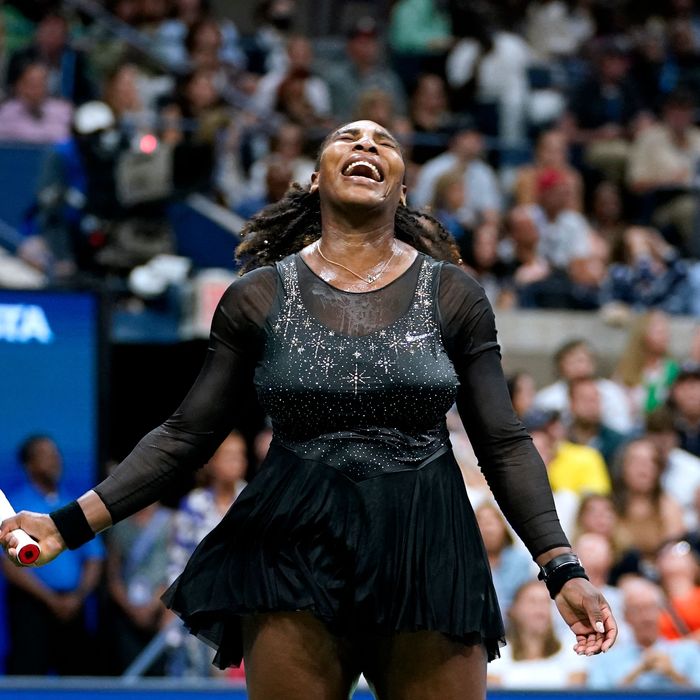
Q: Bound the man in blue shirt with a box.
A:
[587,577,700,689]
[1,435,104,675]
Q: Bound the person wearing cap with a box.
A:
[324,17,407,122]
[669,362,700,458]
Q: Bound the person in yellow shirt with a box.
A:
[523,409,612,496]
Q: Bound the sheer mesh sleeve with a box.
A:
[94,266,277,524]
[438,263,570,558]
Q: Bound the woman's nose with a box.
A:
[353,138,378,153]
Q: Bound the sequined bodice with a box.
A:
[255,254,459,481]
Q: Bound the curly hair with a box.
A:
[235,183,462,272]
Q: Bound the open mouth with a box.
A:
[341,160,384,182]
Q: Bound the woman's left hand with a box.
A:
[554,578,617,656]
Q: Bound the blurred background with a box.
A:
[0,0,699,696]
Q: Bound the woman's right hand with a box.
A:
[0,511,66,566]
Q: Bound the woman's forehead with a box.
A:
[328,120,399,147]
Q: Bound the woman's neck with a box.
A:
[519,634,547,660]
[317,220,398,267]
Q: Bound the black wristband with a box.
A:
[538,553,589,599]
[49,501,95,550]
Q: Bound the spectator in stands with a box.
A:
[102,62,145,122]
[587,577,700,688]
[446,11,533,145]
[627,90,700,257]
[0,60,72,143]
[488,580,586,688]
[104,502,173,674]
[602,226,692,315]
[185,18,239,90]
[613,310,680,422]
[407,73,460,165]
[656,539,700,641]
[506,371,537,418]
[1,435,104,675]
[247,121,315,202]
[524,0,594,60]
[534,339,634,435]
[353,88,411,145]
[567,377,628,469]
[611,438,685,570]
[324,16,407,121]
[411,128,502,227]
[574,494,619,545]
[388,0,452,91]
[156,0,245,73]
[460,221,510,307]
[166,431,248,676]
[475,501,534,615]
[524,408,611,498]
[235,154,293,220]
[669,362,700,457]
[247,0,297,76]
[512,129,583,210]
[565,37,644,183]
[253,34,331,119]
[430,169,471,243]
[6,10,95,105]
[646,406,700,530]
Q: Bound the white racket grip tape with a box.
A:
[0,490,41,565]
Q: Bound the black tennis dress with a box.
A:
[94,252,569,669]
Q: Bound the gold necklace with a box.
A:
[316,241,398,285]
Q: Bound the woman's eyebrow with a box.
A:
[333,127,399,146]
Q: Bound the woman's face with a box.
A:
[578,496,617,537]
[622,441,660,494]
[476,505,507,553]
[207,434,247,485]
[644,312,670,356]
[509,583,552,636]
[512,373,536,416]
[311,120,406,212]
[537,131,567,168]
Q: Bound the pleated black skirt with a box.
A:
[162,443,505,669]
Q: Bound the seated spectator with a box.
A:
[446,15,533,145]
[407,73,460,165]
[587,577,700,688]
[611,438,686,571]
[474,501,534,614]
[564,38,644,183]
[388,0,451,90]
[572,532,631,644]
[246,0,297,76]
[656,539,700,641]
[589,180,626,249]
[430,168,471,244]
[6,10,95,105]
[166,431,248,676]
[669,362,700,457]
[574,493,619,547]
[155,0,245,73]
[0,60,72,143]
[247,121,315,201]
[646,406,700,530]
[525,409,611,498]
[627,90,700,257]
[104,502,173,674]
[601,226,693,315]
[534,338,634,434]
[411,129,502,227]
[488,580,586,688]
[234,155,293,220]
[567,377,628,469]
[506,371,537,418]
[102,62,147,123]
[324,16,407,122]
[253,34,330,120]
[460,221,510,307]
[353,88,412,145]
[1,435,104,675]
[512,129,582,210]
[613,310,680,423]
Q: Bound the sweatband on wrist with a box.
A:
[538,553,589,599]
[49,501,95,550]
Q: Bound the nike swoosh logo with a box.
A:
[405,332,430,342]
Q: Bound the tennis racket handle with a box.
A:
[0,490,41,565]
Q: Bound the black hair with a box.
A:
[235,129,461,272]
[17,434,53,467]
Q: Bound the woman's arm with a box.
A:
[1,268,276,564]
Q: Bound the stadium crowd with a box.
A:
[1,0,700,691]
